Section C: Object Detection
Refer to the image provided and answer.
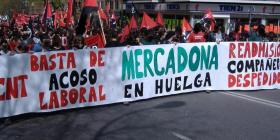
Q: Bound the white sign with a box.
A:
[0,42,279,118]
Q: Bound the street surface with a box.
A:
[0,90,280,140]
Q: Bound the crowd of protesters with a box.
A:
[0,14,279,55]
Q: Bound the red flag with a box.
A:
[156,12,164,26]
[66,0,73,26]
[59,11,66,27]
[84,0,98,7]
[84,34,105,48]
[54,11,58,29]
[129,16,137,30]
[119,25,130,43]
[42,0,52,22]
[140,12,158,30]
[204,9,214,20]
[203,9,215,31]
[46,1,52,18]
[98,8,107,21]
[15,14,29,25]
[105,2,110,14]
[182,17,192,34]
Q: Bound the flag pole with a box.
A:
[98,10,107,45]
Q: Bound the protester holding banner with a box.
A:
[170,26,185,43]
[203,23,215,42]
[139,28,157,45]
[186,23,206,43]
[0,1,279,55]
[1,1,280,120]
[105,31,124,47]
[214,25,227,43]
[249,24,269,42]
[228,25,241,41]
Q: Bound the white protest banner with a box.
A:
[0,42,279,118]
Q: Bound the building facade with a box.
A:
[125,0,280,33]
[96,0,124,12]
[27,0,124,15]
